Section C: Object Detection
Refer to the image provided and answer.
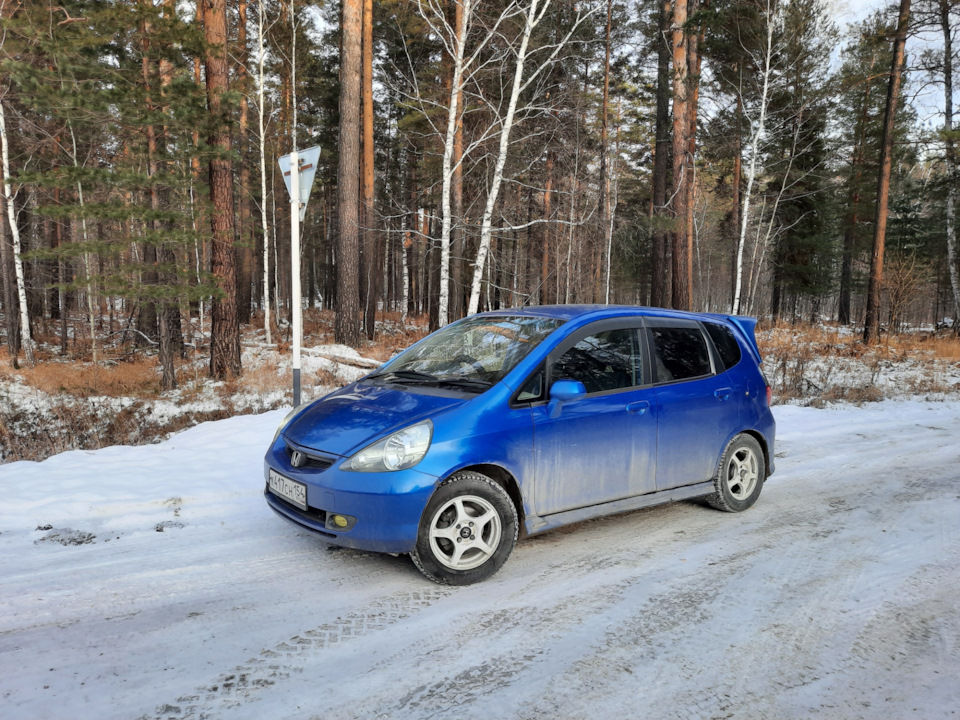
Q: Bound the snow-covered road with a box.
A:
[2,400,959,719]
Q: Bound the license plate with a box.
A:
[268,470,308,511]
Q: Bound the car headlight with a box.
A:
[342,420,433,473]
[272,405,304,445]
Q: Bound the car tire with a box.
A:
[411,471,518,585]
[706,434,766,513]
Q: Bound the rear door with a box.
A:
[529,319,658,516]
[648,318,740,491]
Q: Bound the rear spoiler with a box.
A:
[702,313,763,364]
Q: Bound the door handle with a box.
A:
[626,401,650,415]
[714,388,732,401]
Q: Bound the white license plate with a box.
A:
[268,470,308,511]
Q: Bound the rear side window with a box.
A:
[552,328,641,394]
[650,326,712,382]
[704,322,742,370]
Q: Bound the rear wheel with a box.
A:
[411,471,518,585]
[707,434,765,512]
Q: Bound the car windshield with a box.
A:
[368,315,563,392]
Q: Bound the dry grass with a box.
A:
[757,321,960,405]
[0,353,163,398]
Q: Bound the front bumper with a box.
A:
[263,436,439,554]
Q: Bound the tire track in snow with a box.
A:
[345,570,649,720]
[142,587,453,720]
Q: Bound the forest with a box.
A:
[0,0,957,389]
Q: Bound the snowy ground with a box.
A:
[2,400,959,719]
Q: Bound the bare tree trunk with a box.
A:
[941,0,959,324]
[729,88,741,310]
[650,0,671,307]
[670,0,690,310]
[237,0,253,325]
[542,151,553,304]
[203,0,242,378]
[54,188,67,354]
[0,187,19,363]
[433,0,473,327]
[732,0,776,315]
[685,2,701,309]
[0,97,35,366]
[601,0,613,304]
[864,0,911,344]
[839,83,872,325]
[141,8,176,389]
[450,0,466,320]
[257,0,272,345]
[362,0,377,339]
[336,0,363,346]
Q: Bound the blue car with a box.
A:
[264,305,775,585]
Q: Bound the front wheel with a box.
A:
[707,434,766,512]
[411,471,518,585]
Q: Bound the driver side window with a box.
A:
[552,328,640,394]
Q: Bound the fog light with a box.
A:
[325,513,356,532]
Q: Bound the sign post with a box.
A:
[278,145,321,407]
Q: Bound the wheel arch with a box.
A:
[453,463,527,538]
[741,429,770,474]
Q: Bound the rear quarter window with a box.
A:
[649,326,712,382]
[704,322,742,371]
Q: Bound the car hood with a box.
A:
[282,382,468,457]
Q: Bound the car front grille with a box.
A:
[285,444,335,471]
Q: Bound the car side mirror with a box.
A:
[549,379,586,403]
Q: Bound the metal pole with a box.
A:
[290,0,301,406]
[291,150,301,407]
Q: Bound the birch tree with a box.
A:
[0,91,33,366]
[937,0,959,321]
[409,0,518,326]
[256,0,274,345]
[466,0,599,315]
[731,0,780,315]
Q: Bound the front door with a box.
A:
[531,324,658,516]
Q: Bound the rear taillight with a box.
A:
[766,385,772,407]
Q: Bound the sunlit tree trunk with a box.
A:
[362,0,377,338]
[203,0,242,377]
[336,0,363,346]
[670,0,690,310]
[864,0,911,344]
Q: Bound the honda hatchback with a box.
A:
[264,306,775,585]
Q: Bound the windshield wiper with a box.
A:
[367,369,439,384]
[433,377,493,392]
[367,370,491,392]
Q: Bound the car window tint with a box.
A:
[704,322,742,370]
[552,329,640,394]
[650,326,711,382]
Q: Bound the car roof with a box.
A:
[474,304,727,323]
